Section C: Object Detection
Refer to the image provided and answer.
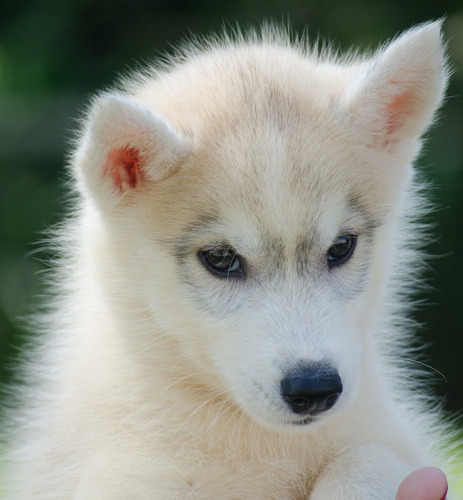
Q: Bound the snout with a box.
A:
[280,363,343,416]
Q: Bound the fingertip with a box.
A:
[396,467,448,500]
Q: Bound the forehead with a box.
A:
[192,111,367,240]
[136,45,383,241]
[150,101,379,256]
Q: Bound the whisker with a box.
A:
[175,387,234,433]
[397,357,448,383]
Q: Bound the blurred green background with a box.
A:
[0,0,462,418]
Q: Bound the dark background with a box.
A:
[0,1,462,415]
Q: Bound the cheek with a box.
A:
[205,322,285,419]
[181,277,250,316]
[326,310,363,402]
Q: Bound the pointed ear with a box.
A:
[75,95,190,205]
[342,21,449,150]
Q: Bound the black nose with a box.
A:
[281,364,343,415]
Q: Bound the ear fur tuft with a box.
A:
[75,95,190,205]
[343,20,449,149]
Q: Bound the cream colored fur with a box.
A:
[2,21,457,499]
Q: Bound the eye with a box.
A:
[200,246,244,277]
[327,235,357,267]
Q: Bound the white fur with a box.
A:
[2,21,458,499]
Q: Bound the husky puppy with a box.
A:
[2,20,457,499]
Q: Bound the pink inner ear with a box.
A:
[104,146,143,190]
[385,89,416,136]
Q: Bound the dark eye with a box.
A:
[327,235,357,267]
[200,246,244,277]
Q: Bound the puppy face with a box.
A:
[75,22,447,429]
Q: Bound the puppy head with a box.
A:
[73,21,448,429]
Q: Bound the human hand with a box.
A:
[396,467,448,500]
